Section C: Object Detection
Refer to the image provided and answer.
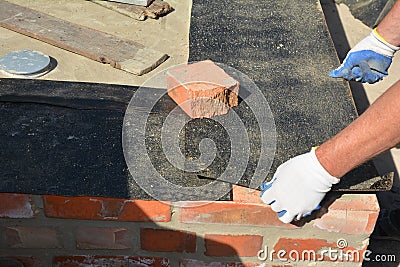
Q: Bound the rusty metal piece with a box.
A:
[90,0,173,21]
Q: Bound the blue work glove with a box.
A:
[260,148,340,223]
[330,29,399,84]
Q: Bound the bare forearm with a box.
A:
[377,0,400,46]
[316,80,400,178]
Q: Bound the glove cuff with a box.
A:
[373,28,400,52]
[309,148,340,185]
[370,29,400,57]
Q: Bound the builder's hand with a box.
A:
[260,148,340,223]
[330,29,399,84]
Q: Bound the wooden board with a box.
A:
[105,0,153,7]
[0,1,168,75]
[90,0,173,21]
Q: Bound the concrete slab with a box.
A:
[0,0,191,85]
[0,1,169,76]
[336,0,391,27]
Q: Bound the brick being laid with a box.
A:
[166,60,239,118]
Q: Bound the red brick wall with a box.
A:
[0,188,379,266]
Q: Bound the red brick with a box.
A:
[180,259,289,267]
[232,185,263,204]
[273,238,364,262]
[76,226,131,249]
[233,186,380,232]
[328,194,379,211]
[204,234,262,257]
[313,209,379,235]
[274,237,330,261]
[366,212,379,233]
[141,228,196,253]
[53,255,169,267]
[0,193,34,218]
[339,195,377,212]
[43,195,171,222]
[233,186,380,212]
[179,201,296,228]
[5,226,62,248]
[0,256,43,267]
[167,60,239,118]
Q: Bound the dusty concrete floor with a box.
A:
[0,0,191,85]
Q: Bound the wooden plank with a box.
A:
[105,0,153,7]
[89,0,173,21]
[0,1,168,75]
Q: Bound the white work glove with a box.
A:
[260,148,340,223]
[330,29,399,84]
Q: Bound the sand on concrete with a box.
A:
[0,0,191,86]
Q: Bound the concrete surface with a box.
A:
[336,0,392,27]
[0,0,191,85]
